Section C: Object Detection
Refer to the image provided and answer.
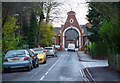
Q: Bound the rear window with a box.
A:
[33,48,42,51]
[68,44,75,48]
[45,48,52,50]
[5,50,26,57]
[34,50,43,54]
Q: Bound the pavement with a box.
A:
[78,51,120,82]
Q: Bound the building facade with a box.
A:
[54,11,89,51]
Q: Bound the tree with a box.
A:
[2,16,22,53]
[38,22,55,47]
[87,2,119,54]
[27,10,38,48]
[43,1,62,23]
[2,2,46,48]
[87,2,120,70]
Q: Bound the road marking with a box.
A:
[48,68,51,72]
[85,68,96,82]
[85,64,96,82]
[79,69,87,81]
[79,68,90,83]
[80,62,96,82]
[45,72,48,76]
[40,76,45,80]
[39,55,62,81]
[30,69,41,78]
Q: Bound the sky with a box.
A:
[52,0,89,27]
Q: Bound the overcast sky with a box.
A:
[52,0,89,27]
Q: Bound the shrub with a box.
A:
[91,42,108,58]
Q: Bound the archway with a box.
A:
[65,29,79,48]
[63,26,81,48]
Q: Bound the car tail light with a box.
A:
[31,56,34,59]
[4,58,8,62]
[24,57,29,61]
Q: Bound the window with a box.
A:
[70,19,74,23]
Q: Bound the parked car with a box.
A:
[33,48,46,64]
[67,43,75,51]
[3,50,33,72]
[44,47,57,57]
[54,45,60,51]
[27,49,39,68]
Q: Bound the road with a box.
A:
[2,51,86,82]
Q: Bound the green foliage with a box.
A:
[83,45,87,49]
[88,2,120,71]
[2,16,22,53]
[27,10,38,48]
[99,20,120,54]
[87,2,120,55]
[87,2,119,43]
[86,4,103,43]
[38,22,55,47]
[91,42,108,58]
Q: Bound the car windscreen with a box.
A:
[45,48,52,50]
[27,49,34,56]
[34,50,43,54]
[33,48,42,51]
[68,44,75,48]
[5,50,26,57]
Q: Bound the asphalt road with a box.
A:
[2,51,85,82]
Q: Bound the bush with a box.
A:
[2,16,22,53]
[91,42,108,58]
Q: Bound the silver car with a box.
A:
[44,47,57,57]
[3,50,33,72]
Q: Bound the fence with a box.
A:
[108,54,120,71]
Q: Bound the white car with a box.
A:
[44,47,57,57]
[67,44,75,51]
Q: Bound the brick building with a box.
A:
[54,11,90,51]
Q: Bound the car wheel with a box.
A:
[55,54,57,57]
[27,65,32,71]
[36,61,39,67]
[53,55,54,57]
[33,63,36,68]
[34,61,37,68]
[4,68,11,73]
[43,60,46,64]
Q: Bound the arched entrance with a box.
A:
[65,29,79,48]
[62,26,81,48]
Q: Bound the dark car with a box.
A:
[27,49,39,68]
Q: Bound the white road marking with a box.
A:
[80,62,96,82]
[86,64,96,82]
[48,68,51,72]
[30,69,41,78]
[79,68,90,83]
[45,72,48,76]
[79,68,87,81]
[40,76,45,80]
[30,53,63,79]
[39,55,62,81]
